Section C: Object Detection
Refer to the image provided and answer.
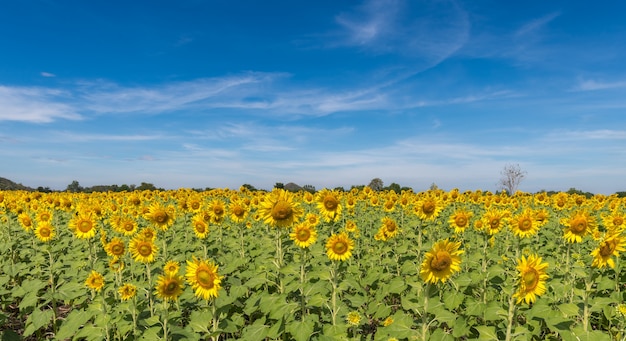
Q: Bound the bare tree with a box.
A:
[498,164,526,194]
[368,178,384,191]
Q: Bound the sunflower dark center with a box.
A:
[333,241,347,254]
[523,269,539,290]
[430,251,452,272]
[271,201,292,221]
[78,220,92,233]
[324,196,339,210]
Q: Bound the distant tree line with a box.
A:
[1,176,625,197]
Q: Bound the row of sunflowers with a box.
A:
[1,188,626,340]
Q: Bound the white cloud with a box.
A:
[332,0,469,61]
[575,79,626,91]
[40,72,56,77]
[0,86,81,123]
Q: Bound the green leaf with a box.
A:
[287,319,315,341]
[241,320,269,341]
[443,290,464,310]
[386,277,406,294]
[382,312,415,339]
[430,328,454,341]
[483,302,507,321]
[557,303,580,317]
[23,309,55,337]
[55,308,94,340]
[475,325,499,340]
[188,309,212,333]
[322,324,347,338]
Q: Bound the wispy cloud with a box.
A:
[514,12,560,38]
[50,131,166,142]
[544,129,626,141]
[574,79,626,91]
[331,0,469,63]
[41,72,56,77]
[0,85,81,123]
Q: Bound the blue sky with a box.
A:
[1,0,626,193]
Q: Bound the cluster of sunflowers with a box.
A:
[1,187,626,340]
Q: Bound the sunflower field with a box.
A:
[1,187,626,340]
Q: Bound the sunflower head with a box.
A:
[513,254,549,304]
[419,239,464,284]
[155,274,184,301]
[326,232,355,262]
[591,233,626,269]
[34,222,55,242]
[259,189,303,228]
[562,210,598,243]
[85,270,105,292]
[185,257,222,300]
[105,238,126,258]
[118,283,137,301]
[346,311,362,326]
[129,237,158,263]
[290,223,317,249]
[69,214,98,239]
[316,189,342,222]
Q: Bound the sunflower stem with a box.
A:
[162,300,169,341]
[583,270,593,333]
[47,247,58,335]
[146,263,155,317]
[504,294,516,341]
[329,261,339,325]
[300,248,307,321]
[211,297,220,341]
[422,283,431,340]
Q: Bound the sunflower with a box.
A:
[185,257,222,300]
[164,260,180,275]
[228,200,248,223]
[117,216,139,236]
[191,215,210,239]
[139,227,157,242]
[207,199,226,224]
[382,316,394,327]
[305,213,320,227]
[316,189,342,222]
[414,193,444,221]
[69,213,98,239]
[481,209,509,235]
[259,189,304,228]
[562,210,598,243]
[290,222,317,249]
[510,208,540,238]
[85,270,105,292]
[383,198,396,212]
[420,239,464,284]
[104,238,126,258]
[513,254,549,304]
[17,212,34,231]
[129,237,158,263]
[155,274,184,301]
[36,209,53,223]
[118,283,137,301]
[375,217,400,241]
[344,220,359,236]
[34,222,55,242]
[145,202,175,231]
[603,211,626,234]
[591,233,626,269]
[346,311,362,326]
[448,209,473,234]
[326,232,354,262]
